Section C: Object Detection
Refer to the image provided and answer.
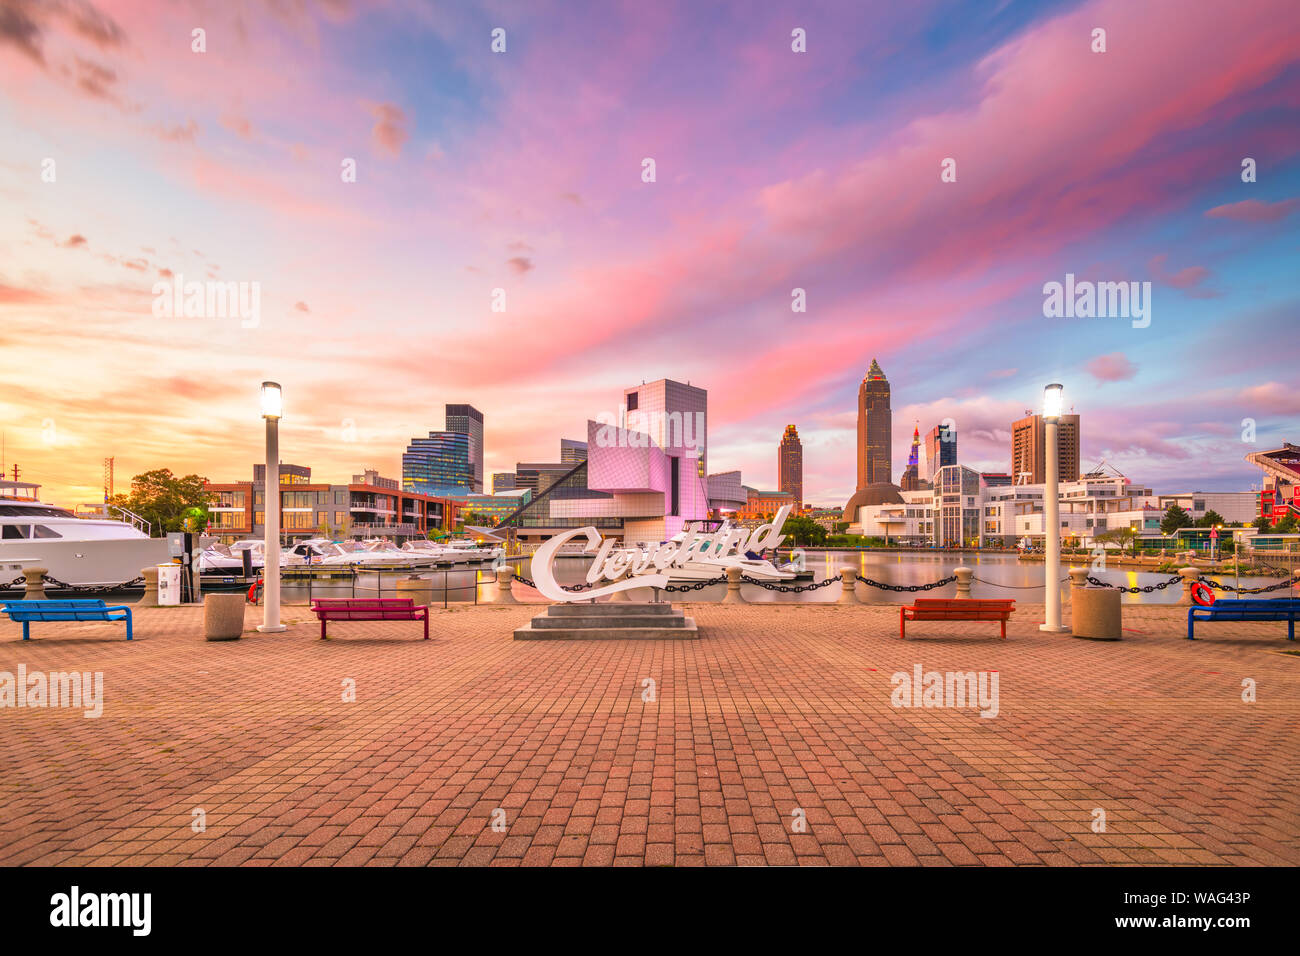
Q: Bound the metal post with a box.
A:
[1040,408,1068,633]
[258,415,286,633]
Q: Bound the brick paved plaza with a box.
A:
[1,601,1297,867]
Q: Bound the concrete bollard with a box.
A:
[1071,587,1122,640]
[495,566,518,604]
[721,565,747,604]
[837,567,860,605]
[1177,567,1200,606]
[141,567,160,607]
[954,567,973,598]
[203,593,246,641]
[1067,567,1088,601]
[22,567,48,601]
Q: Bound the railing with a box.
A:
[278,567,494,608]
[104,504,151,536]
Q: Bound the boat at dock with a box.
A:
[0,479,169,589]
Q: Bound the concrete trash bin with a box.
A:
[204,592,246,641]
[1071,587,1122,641]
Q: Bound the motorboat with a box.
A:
[284,538,415,569]
[401,539,504,564]
[0,480,169,589]
[199,539,264,574]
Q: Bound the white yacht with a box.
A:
[0,480,169,589]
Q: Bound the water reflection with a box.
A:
[271,551,1291,606]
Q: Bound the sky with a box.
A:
[1,0,1297,508]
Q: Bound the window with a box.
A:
[32,525,62,538]
[626,391,638,412]
[2,525,30,538]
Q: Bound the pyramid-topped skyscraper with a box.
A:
[856,358,892,489]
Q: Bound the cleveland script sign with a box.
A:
[529,506,792,602]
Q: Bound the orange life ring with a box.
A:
[248,577,263,604]
[1191,581,1215,606]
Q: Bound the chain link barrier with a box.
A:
[1086,574,1182,594]
[973,575,1068,589]
[741,575,841,593]
[855,574,958,593]
[1197,575,1297,595]
[510,573,593,593]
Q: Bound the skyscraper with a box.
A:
[445,404,484,493]
[856,358,891,488]
[900,425,922,491]
[1011,412,1080,484]
[560,439,588,464]
[491,472,517,494]
[926,423,957,481]
[778,424,803,509]
[402,431,474,496]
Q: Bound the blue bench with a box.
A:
[1187,598,1298,641]
[1,600,134,641]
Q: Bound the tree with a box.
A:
[1160,503,1193,536]
[1095,526,1139,557]
[779,515,826,548]
[1195,509,1226,528]
[1252,515,1273,534]
[110,469,212,537]
[1275,512,1298,534]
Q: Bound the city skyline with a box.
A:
[2,0,1298,507]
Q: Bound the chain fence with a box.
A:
[973,575,1068,589]
[1197,576,1296,595]
[1085,574,1183,594]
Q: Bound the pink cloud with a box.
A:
[1205,198,1300,222]
[1084,353,1138,383]
[369,102,408,157]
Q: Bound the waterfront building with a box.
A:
[206,467,460,544]
[778,425,803,508]
[900,425,923,491]
[254,463,311,485]
[925,423,956,481]
[560,439,588,464]
[622,379,708,479]
[515,462,574,495]
[445,404,484,493]
[846,468,1157,548]
[743,487,795,518]
[491,472,517,494]
[1153,491,1258,525]
[856,358,892,489]
[402,431,475,497]
[500,379,712,547]
[1246,442,1300,521]
[1011,412,1080,484]
[455,488,533,525]
[707,471,747,515]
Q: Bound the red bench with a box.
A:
[900,598,1015,640]
[310,598,429,640]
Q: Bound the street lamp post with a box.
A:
[257,382,287,633]
[1040,383,1069,633]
